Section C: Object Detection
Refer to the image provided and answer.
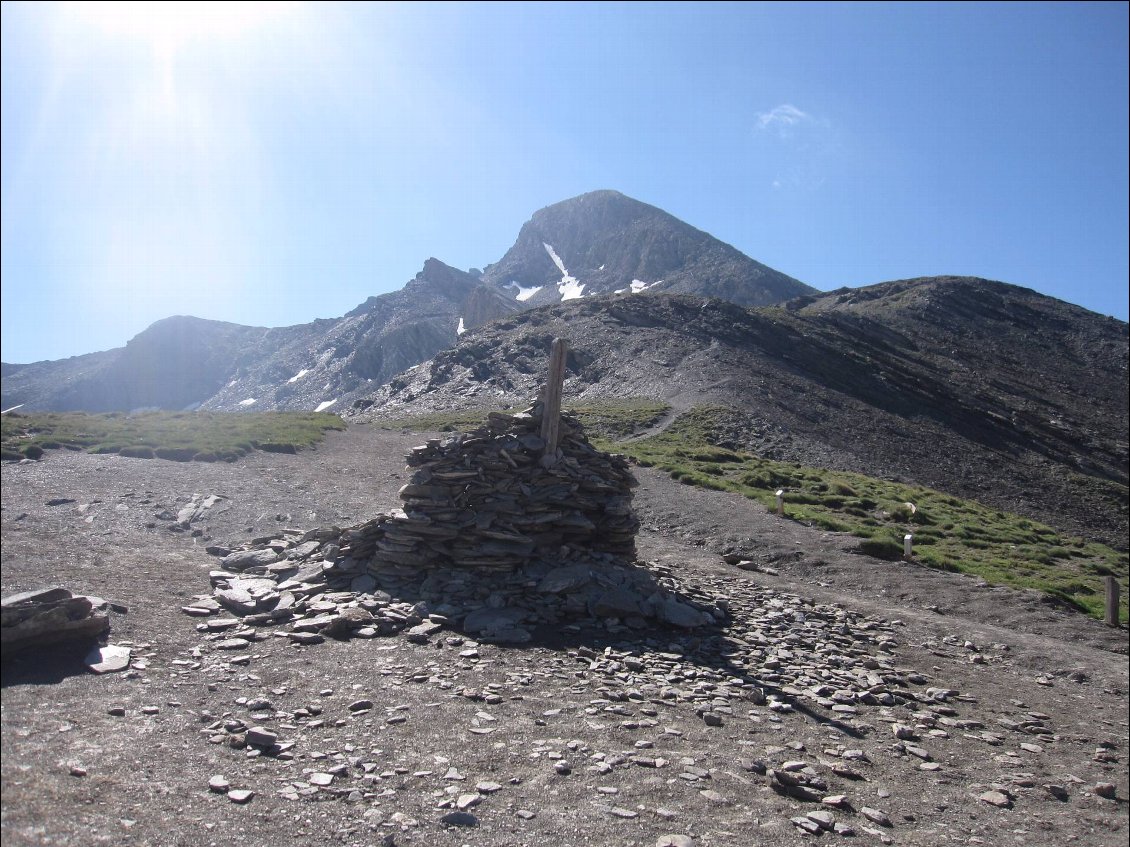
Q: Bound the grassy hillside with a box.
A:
[0,410,345,463]
[611,406,1128,623]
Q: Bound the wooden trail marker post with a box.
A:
[540,338,569,466]
[1106,575,1120,627]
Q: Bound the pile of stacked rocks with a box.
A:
[343,404,638,575]
[2,587,113,657]
[186,404,720,645]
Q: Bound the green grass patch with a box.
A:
[377,409,503,433]
[1,410,345,463]
[380,398,671,441]
[608,405,1129,623]
[564,399,670,440]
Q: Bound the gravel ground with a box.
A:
[2,424,1127,847]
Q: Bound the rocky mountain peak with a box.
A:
[482,190,813,307]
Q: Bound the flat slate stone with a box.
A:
[84,644,131,674]
[439,811,478,826]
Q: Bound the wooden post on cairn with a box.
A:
[540,338,569,466]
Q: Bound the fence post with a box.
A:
[903,533,914,561]
[775,489,785,517]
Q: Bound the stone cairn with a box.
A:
[350,404,638,573]
[187,396,722,644]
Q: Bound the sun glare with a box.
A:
[66,1,296,52]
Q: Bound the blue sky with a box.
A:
[2,1,1127,364]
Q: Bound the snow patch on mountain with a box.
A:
[287,368,310,383]
[614,279,662,294]
[543,242,585,301]
[456,317,466,336]
[315,399,337,412]
[239,398,257,407]
[506,281,543,302]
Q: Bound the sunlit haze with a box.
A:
[2,1,1127,363]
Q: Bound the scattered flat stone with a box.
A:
[208,775,231,793]
[979,790,1012,808]
[1094,782,1117,799]
[439,811,478,827]
[1045,784,1069,801]
[860,806,892,826]
[308,772,334,786]
[84,644,131,674]
[287,632,324,645]
[656,836,694,847]
[221,549,281,571]
[245,727,277,748]
[213,638,251,651]
[227,789,254,804]
[476,781,503,794]
[791,816,822,834]
[806,810,835,830]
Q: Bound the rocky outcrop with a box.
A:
[1,587,112,656]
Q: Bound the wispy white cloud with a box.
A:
[756,103,813,132]
[755,104,837,191]
[756,104,833,141]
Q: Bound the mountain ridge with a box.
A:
[1,191,812,412]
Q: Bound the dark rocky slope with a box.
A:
[357,277,1129,548]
